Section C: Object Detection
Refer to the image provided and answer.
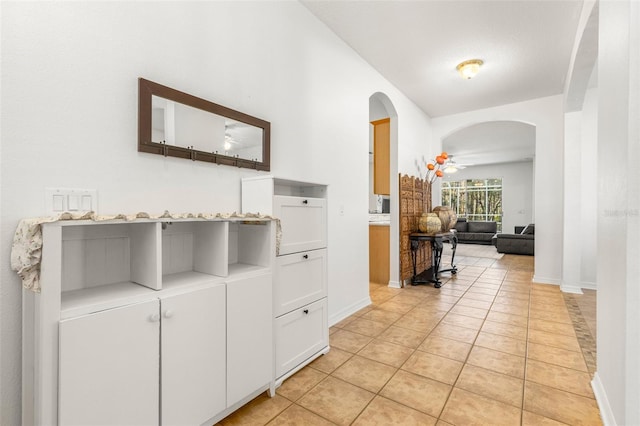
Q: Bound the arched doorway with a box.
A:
[369,93,401,288]
[440,121,536,238]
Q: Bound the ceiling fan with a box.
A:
[442,156,472,174]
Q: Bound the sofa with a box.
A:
[454,218,498,245]
[493,224,535,255]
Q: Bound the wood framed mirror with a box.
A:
[138,78,270,171]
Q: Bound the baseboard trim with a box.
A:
[388,280,402,289]
[592,372,616,425]
[328,296,371,327]
[560,280,597,293]
[560,282,584,294]
[532,275,561,285]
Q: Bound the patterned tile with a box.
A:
[563,292,597,374]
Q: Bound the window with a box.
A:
[441,178,503,231]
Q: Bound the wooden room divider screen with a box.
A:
[399,174,432,284]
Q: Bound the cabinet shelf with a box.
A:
[161,271,225,291]
[227,263,270,277]
[61,281,156,320]
[53,219,275,321]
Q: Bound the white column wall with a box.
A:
[562,111,584,293]
[580,86,598,288]
[0,3,436,424]
[562,97,598,293]
[593,0,640,424]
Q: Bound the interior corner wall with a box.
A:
[432,96,565,285]
[562,111,584,292]
[0,2,435,424]
[440,161,534,235]
[580,86,598,288]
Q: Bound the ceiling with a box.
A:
[443,121,535,167]
[302,0,585,166]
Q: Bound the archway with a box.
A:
[369,93,401,288]
[432,97,563,285]
[440,121,536,238]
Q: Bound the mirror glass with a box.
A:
[139,78,270,170]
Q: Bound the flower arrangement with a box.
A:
[425,151,449,183]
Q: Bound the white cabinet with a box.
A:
[58,300,160,426]
[242,176,329,386]
[59,285,227,426]
[23,217,275,426]
[161,285,226,426]
[227,273,272,407]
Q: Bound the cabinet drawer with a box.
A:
[274,195,326,255]
[275,298,328,378]
[275,249,327,316]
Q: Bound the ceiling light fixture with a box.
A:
[456,59,484,79]
[443,164,458,174]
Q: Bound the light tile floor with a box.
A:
[218,247,601,425]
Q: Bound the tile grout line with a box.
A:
[278,255,538,425]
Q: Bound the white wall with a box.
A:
[580,86,598,287]
[562,0,599,295]
[562,111,585,293]
[563,84,598,293]
[441,161,534,235]
[0,2,436,423]
[432,96,565,285]
[593,0,640,424]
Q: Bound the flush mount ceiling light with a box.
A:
[456,59,484,79]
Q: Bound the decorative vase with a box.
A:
[418,213,441,234]
[432,206,457,232]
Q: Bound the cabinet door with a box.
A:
[161,284,226,426]
[58,300,159,426]
[275,249,327,316]
[226,273,272,407]
[274,195,326,255]
[372,118,390,195]
[275,298,328,378]
[369,225,390,284]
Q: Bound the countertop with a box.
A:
[369,213,390,226]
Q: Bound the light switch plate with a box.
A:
[45,188,97,216]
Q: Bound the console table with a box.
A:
[409,231,458,288]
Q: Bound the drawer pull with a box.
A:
[302,199,308,204]
[303,254,309,259]
[148,313,160,323]
[303,309,309,314]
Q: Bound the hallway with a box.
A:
[218,250,601,425]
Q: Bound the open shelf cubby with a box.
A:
[57,218,274,316]
[161,220,228,288]
[228,221,272,277]
[60,221,161,316]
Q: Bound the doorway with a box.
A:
[368,93,400,294]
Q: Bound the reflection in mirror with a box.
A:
[139,78,270,170]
